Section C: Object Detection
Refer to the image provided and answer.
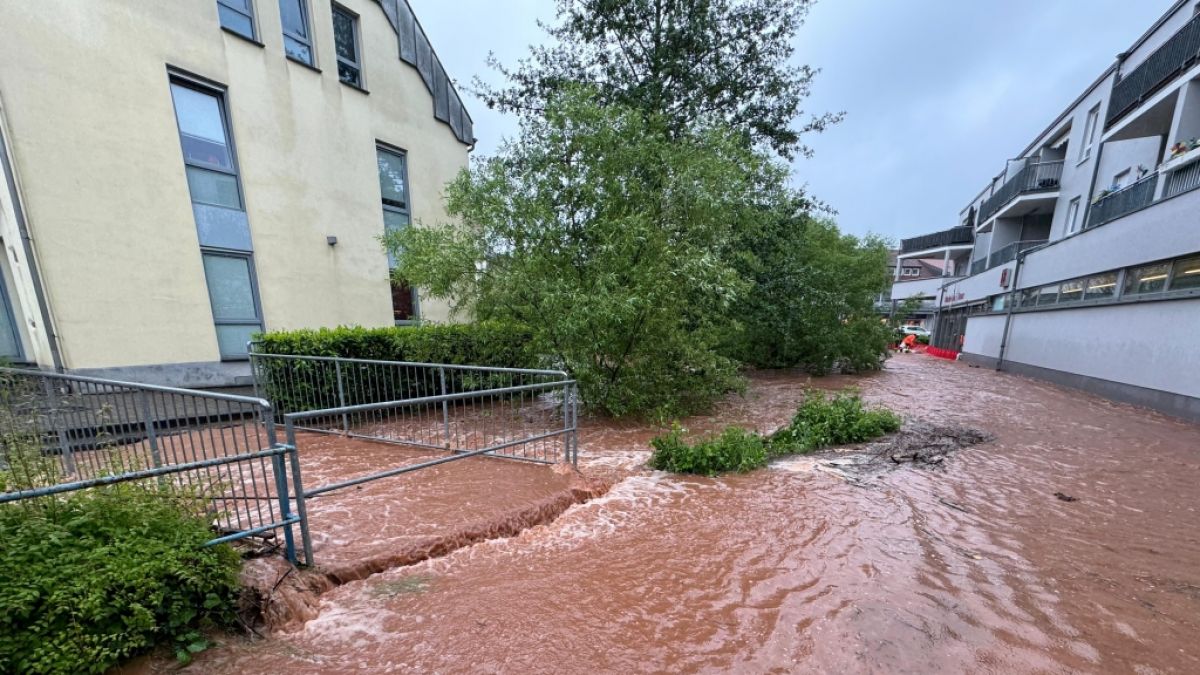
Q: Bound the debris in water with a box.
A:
[799,421,992,484]
[1054,492,1079,502]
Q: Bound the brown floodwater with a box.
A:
[183,355,1200,673]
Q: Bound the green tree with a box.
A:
[386,90,788,418]
[477,0,841,159]
[729,211,894,373]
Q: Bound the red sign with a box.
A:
[1000,269,1010,288]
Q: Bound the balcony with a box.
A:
[891,275,960,300]
[1086,173,1158,229]
[988,239,1047,268]
[899,226,974,254]
[978,160,1064,224]
[1107,13,1200,127]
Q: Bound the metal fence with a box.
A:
[1087,174,1159,229]
[988,239,1048,269]
[980,160,1064,223]
[1108,12,1200,127]
[0,367,304,562]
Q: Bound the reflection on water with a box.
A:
[192,356,1200,673]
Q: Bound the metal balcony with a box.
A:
[899,226,975,254]
[978,160,1064,223]
[987,240,1048,268]
[1107,13,1200,127]
[1086,174,1158,229]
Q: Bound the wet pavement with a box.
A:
[186,355,1200,673]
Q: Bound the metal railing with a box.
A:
[0,367,304,562]
[979,160,1064,223]
[1163,159,1200,199]
[899,226,974,254]
[970,258,988,276]
[1086,174,1159,229]
[1108,13,1200,127]
[988,240,1048,269]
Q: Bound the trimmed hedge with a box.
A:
[254,322,539,367]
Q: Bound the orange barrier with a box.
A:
[925,346,960,360]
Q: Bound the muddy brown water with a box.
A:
[168,356,1200,673]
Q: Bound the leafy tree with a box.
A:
[729,211,894,373]
[477,0,841,159]
[386,89,788,418]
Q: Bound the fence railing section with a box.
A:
[251,353,578,466]
[0,367,304,562]
[988,240,1048,269]
[970,258,988,276]
[899,226,974,254]
[1108,13,1200,127]
[1163,160,1200,199]
[979,160,1064,223]
[1086,174,1159,229]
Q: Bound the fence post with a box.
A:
[335,360,349,433]
[439,366,451,450]
[285,416,314,566]
[136,390,162,469]
[571,383,579,466]
[263,409,297,565]
[561,382,571,464]
[40,376,76,475]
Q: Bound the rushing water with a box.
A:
[187,355,1200,673]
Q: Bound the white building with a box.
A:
[934,0,1200,421]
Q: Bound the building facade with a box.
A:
[933,0,1200,421]
[888,226,975,329]
[0,0,472,386]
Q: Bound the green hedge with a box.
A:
[253,323,546,414]
[647,426,768,476]
[0,486,240,674]
[254,322,539,367]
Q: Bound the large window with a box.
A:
[332,4,363,87]
[170,79,263,359]
[1079,105,1100,161]
[377,146,418,323]
[217,0,256,40]
[279,0,315,65]
[1066,196,1081,234]
[1058,279,1085,303]
[1124,262,1170,295]
[1170,254,1200,291]
[1083,272,1117,301]
[0,274,21,360]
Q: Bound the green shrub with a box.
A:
[0,485,241,674]
[770,390,901,454]
[647,426,768,476]
[255,321,538,367]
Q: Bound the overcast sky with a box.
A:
[410,0,1172,243]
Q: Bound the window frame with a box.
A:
[0,270,23,362]
[1079,105,1100,162]
[168,73,265,360]
[279,0,316,67]
[1065,196,1082,235]
[332,3,364,89]
[217,0,258,41]
[376,143,420,324]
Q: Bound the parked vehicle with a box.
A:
[898,325,930,337]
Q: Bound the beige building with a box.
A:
[0,0,472,386]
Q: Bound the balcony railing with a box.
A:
[978,160,1064,223]
[899,226,974,254]
[1163,158,1200,198]
[1107,13,1200,127]
[1086,173,1159,229]
[987,239,1048,269]
[970,258,987,276]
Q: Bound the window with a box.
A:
[279,0,314,65]
[332,4,362,87]
[170,79,263,358]
[217,0,256,39]
[1058,279,1084,303]
[1112,169,1131,190]
[1079,105,1100,161]
[0,274,21,360]
[1066,196,1081,234]
[1018,288,1039,308]
[1169,254,1200,291]
[1036,284,1060,306]
[990,294,1008,312]
[1124,262,1170,295]
[1083,273,1117,301]
[377,145,418,323]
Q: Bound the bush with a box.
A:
[770,390,901,454]
[0,485,241,674]
[255,321,538,367]
[647,426,768,476]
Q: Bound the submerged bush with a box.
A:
[0,485,241,674]
[647,426,768,476]
[770,390,901,454]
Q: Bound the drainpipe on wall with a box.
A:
[994,250,1027,372]
[0,95,64,372]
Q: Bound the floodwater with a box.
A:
[189,355,1200,673]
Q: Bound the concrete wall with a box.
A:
[942,260,1015,305]
[961,313,1006,359]
[0,0,469,379]
[1094,136,1161,196]
[1003,300,1200,399]
[1020,187,1200,289]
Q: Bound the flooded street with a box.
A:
[196,355,1200,673]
